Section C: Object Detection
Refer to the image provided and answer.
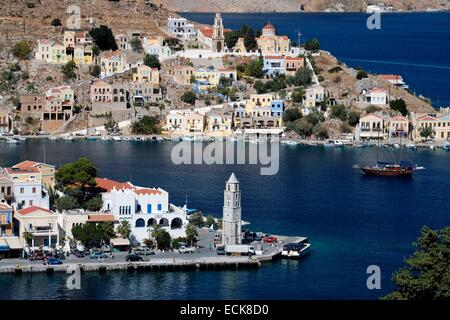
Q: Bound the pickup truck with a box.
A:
[178,246,195,254]
[225,245,256,256]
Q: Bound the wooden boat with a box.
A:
[361,162,415,176]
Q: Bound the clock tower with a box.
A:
[212,13,225,53]
[222,173,242,245]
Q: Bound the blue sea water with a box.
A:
[181,12,450,108]
[0,140,449,299]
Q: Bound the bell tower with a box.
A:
[212,13,225,53]
[222,173,242,245]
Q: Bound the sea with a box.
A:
[181,12,450,108]
[0,139,449,299]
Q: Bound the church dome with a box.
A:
[262,23,276,36]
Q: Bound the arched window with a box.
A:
[135,218,145,228]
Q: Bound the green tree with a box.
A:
[305,110,324,126]
[55,157,97,201]
[313,123,329,140]
[104,118,119,133]
[130,116,161,135]
[89,25,118,51]
[22,232,33,246]
[62,60,77,80]
[143,53,161,69]
[291,87,306,103]
[356,69,368,80]
[55,195,79,211]
[419,126,434,140]
[244,59,264,78]
[347,111,360,126]
[82,196,103,211]
[90,65,101,77]
[129,37,144,53]
[204,215,217,229]
[12,40,32,60]
[366,105,382,114]
[390,98,408,116]
[330,104,348,121]
[304,38,320,52]
[283,108,302,123]
[181,91,196,105]
[72,222,116,248]
[51,18,62,27]
[291,67,312,87]
[117,220,132,239]
[291,118,313,138]
[185,224,198,246]
[151,224,171,250]
[224,30,241,49]
[383,226,450,300]
[189,212,204,228]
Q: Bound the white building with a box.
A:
[3,167,49,210]
[356,113,385,141]
[167,16,196,39]
[365,88,388,106]
[96,178,188,243]
[222,173,242,246]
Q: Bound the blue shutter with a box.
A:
[157,204,162,211]
[147,204,152,213]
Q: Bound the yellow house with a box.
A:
[256,23,291,55]
[185,112,205,133]
[206,109,233,137]
[434,115,450,142]
[15,206,59,248]
[73,45,93,66]
[246,93,276,113]
[132,65,160,85]
[63,30,75,48]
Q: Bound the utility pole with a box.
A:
[296,29,303,48]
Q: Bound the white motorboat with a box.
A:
[281,140,299,146]
[429,145,436,150]
[281,238,311,259]
[5,138,19,144]
[333,140,344,147]
[18,137,27,141]
[393,143,401,149]
[63,136,74,141]
[181,136,193,142]
[48,136,58,141]
[112,136,122,142]
[406,143,417,150]
[100,136,110,141]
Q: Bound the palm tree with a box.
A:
[117,220,132,239]
[22,231,33,246]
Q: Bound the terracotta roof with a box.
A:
[361,113,383,120]
[38,39,52,45]
[135,188,161,195]
[380,74,403,81]
[198,27,231,39]
[417,115,437,121]
[369,88,387,93]
[18,206,53,216]
[285,56,304,61]
[13,160,40,169]
[95,178,133,192]
[263,23,275,30]
[102,50,121,60]
[390,115,407,121]
[4,167,40,175]
[87,214,117,222]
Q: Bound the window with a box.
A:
[20,188,24,194]
[157,204,162,211]
[32,187,36,194]
[147,204,152,214]
[29,200,33,206]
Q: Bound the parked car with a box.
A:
[90,252,107,260]
[126,254,143,262]
[263,236,278,244]
[216,246,226,255]
[73,250,85,258]
[45,258,63,265]
[178,246,195,254]
[134,247,155,256]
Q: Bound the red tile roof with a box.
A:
[264,55,285,60]
[417,115,436,121]
[380,74,403,81]
[13,160,40,169]
[95,178,133,192]
[285,56,304,61]
[198,27,232,39]
[18,206,53,216]
[135,188,161,195]
[4,167,40,175]
[390,115,407,121]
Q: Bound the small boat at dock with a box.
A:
[5,138,19,144]
[281,140,299,146]
[406,143,417,150]
[281,238,311,259]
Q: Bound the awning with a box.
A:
[5,237,24,250]
[110,238,130,246]
[0,239,9,252]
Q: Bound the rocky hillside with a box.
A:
[155,0,450,13]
